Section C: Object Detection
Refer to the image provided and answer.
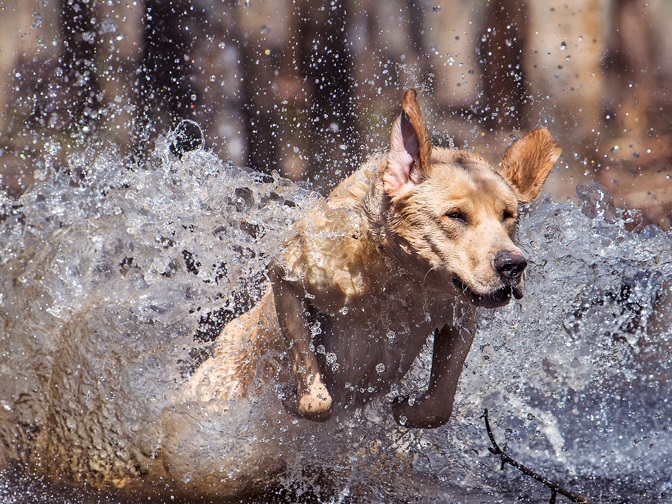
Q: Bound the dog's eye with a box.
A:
[446,210,467,224]
[502,209,515,222]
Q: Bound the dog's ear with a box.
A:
[384,89,432,196]
[498,128,561,204]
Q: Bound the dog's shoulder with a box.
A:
[277,159,390,308]
[327,154,385,209]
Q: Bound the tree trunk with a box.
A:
[296,0,360,192]
[478,0,530,131]
[59,0,102,129]
[133,0,200,155]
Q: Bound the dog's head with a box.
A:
[382,89,561,308]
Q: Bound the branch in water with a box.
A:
[482,409,591,504]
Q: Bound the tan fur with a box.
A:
[500,128,562,204]
[185,90,561,428]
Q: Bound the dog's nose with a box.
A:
[494,250,527,282]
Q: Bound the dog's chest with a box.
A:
[317,284,452,402]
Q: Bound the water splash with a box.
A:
[0,138,670,501]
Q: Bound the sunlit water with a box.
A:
[0,137,670,503]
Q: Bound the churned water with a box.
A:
[0,135,670,503]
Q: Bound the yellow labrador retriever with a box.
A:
[186,89,561,428]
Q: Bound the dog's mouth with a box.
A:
[452,278,523,308]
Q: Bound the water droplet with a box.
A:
[376,363,385,374]
[560,41,567,50]
[101,18,117,34]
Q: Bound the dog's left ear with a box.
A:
[498,128,562,204]
[384,89,432,197]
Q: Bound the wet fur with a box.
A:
[186,89,561,428]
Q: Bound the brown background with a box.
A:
[1,0,671,228]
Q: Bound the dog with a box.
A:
[186,89,561,429]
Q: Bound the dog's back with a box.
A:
[185,290,284,402]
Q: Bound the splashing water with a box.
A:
[0,137,670,502]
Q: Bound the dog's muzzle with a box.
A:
[451,250,528,308]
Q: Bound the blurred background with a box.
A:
[1,0,671,228]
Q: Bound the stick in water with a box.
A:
[482,409,590,504]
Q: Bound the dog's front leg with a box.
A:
[269,267,332,421]
[393,324,475,428]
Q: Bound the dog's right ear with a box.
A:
[384,89,432,198]
[499,128,561,204]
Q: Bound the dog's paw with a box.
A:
[392,396,453,429]
[281,375,333,422]
[297,377,333,421]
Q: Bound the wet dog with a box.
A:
[187,89,561,428]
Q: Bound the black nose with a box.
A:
[494,250,527,282]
